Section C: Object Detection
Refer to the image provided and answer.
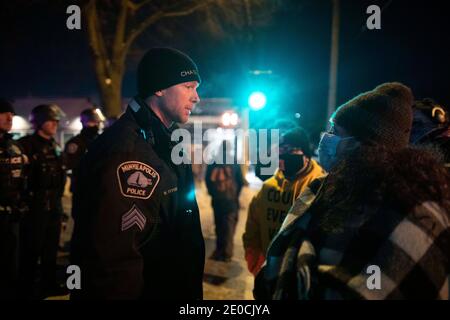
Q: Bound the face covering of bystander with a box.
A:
[318,132,357,172]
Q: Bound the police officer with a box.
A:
[18,104,66,298]
[71,48,205,299]
[0,99,28,299]
[64,108,105,197]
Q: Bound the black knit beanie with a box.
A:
[280,127,312,157]
[137,47,201,99]
[331,82,414,150]
[0,98,15,114]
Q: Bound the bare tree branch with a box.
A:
[123,11,164,54]
[124,0,215,53]
[94,5,112,75]
[85,0,109,77]
[83,0,277,116]
[162,0,215,18]
[112,0,128,68]
[128,0,154,12]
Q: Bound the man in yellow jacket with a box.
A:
[242,127,326,276]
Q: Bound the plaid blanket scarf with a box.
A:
[255,178,450,300]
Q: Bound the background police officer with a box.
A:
[18,104,66,298]
[64,108,105,196]
[71,48,205,299]
[0,99,27,299]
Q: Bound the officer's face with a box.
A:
[158,81,200,125]
[40,120,59,137]
[0,112,13,133]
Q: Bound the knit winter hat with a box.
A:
[0,98,15,114]
[137,47,201,99]
[331,82,414,150]
[280,127,312,157]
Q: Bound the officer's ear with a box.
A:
[154,90,164,97]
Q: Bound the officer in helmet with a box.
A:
[0,99,28,299]
[18,104,67,299]
[64,108,105,197]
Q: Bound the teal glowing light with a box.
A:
[248,91,267,110]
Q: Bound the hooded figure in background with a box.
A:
[205,140,245,262]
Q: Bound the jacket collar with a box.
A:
[0,132,12,141]
[126,96,176,148]
[33,132,55,145]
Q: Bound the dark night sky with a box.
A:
[1,0,449,137]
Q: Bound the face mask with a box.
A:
[280,153,305,178]
[83,125,99,138]
[318,132,354,172]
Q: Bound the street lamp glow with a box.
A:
[230,113,238,126]
[248,92,267,110]
[221,112,239,127]
[69,117,83,131]
[222,112,231,126]
[12,116,31,130]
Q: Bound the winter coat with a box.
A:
[257,147,450,299]
[71,98,205,300]
[243,160,326,275]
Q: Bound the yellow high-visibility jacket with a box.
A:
[242,159,326,275]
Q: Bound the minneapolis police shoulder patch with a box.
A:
[117,161,160,199]
[66,142,79,154]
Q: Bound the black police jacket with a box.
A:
[64,127,98,193]
[0,133,27,212]
[18,133,65,213]
[71,98,205,299]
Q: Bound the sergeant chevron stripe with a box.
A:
[121,204,146,231]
